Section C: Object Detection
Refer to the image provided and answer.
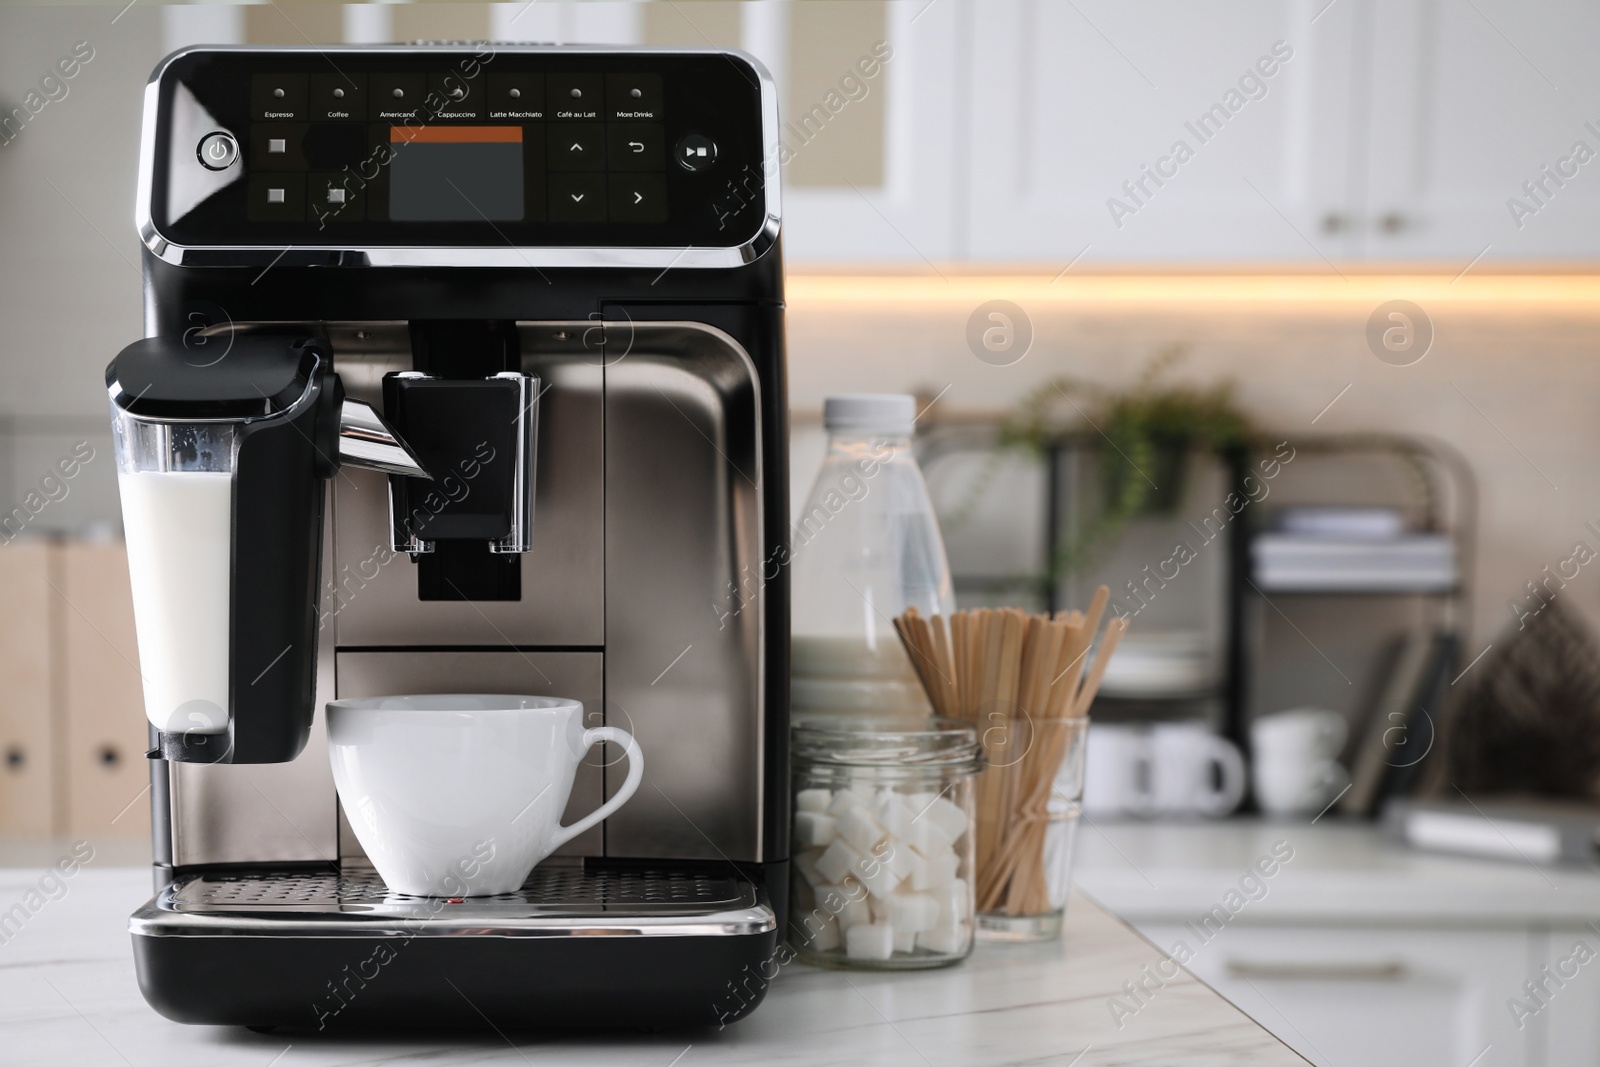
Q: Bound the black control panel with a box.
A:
[149,49,769,249]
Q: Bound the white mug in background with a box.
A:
[1148,722,1246,818]
[1250,708,1348,818]
[1083,722,1245,818]
[1082,724,1152,817]
[327,694,644,896]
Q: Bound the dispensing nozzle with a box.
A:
[336,398,432,479]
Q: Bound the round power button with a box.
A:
[197,131,239,171]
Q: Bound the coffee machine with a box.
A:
[113,45,788,1029]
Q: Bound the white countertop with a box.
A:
[1073,817,1600,926]
[0,866,1304,1067]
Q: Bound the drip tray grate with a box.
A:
[140,863,776,936]
[179,866,742,910]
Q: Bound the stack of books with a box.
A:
[1253,507,1457,592]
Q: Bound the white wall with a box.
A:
[0,5,162,534]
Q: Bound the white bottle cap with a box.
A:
[823,394,916,435]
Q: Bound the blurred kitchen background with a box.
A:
[7,2,1600,1063]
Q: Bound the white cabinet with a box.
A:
[772,0,965,263]
[778,0,1600,264]
[1529,926,1600,1067]
[1138,921,1536,1067]
[964,0,1355,264]
[1360,0,1600,262]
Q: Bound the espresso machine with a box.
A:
[112,45,788,1029]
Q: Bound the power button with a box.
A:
[197,131,239,171]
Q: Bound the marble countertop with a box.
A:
[0,866,1305,1067]
[1074,818,1600,926]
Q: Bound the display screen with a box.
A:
[388,126,524,222]
[150,50,768,250]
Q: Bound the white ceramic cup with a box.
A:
[1250,708,1348,818]
[327,694,643,896]
[1083,724,1152,817]
[1148,722,1246,818]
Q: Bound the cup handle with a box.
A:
[1129,736,1157,817]
[1197,737,1247,817]
[550,726,645,851]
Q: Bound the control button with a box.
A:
[196,131,238,171]
[308,173,365,222]
[488,73,545,120]
[675,133,718,172]
[549,174,607,222]
[606,73,664,120]
[251,74,307,121]
[609,174,667,223]
[309,74,366,121]
[548,123,605,172]
[429,73,484,119]
[249,174,305,221]
[370,74,426,120]
[607,123,664,171]
[548,74,603,120]
[249,123,308,170]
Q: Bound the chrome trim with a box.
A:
[488,371,538,554]
[129,870,776,939]
[336,397,430,478]
[136,45,781,270]
[130,905,776,939]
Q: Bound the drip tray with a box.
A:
[133,863,774,939]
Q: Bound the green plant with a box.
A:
[975,346,1255,576]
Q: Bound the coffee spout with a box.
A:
[337,398,431,479]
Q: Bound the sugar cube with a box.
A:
[827,790,863,818]
[922,795,970,841]
[919,920,969,956]
[856,854,902,899]
[934,878,971,925]
[881,840,917,882]
[908,816,956,859]
[848,782,877,804]
[795,847,826,887]
[816,839,863,885]
[792,880,815,915]
[893,927,918,954]
[845,922,895,961]
[912,849,960,891]
[796,788,832,813]
[836,805,887,855]
[875,792,917,841]
[817,882,872,928]
[886,891,940,933]
[795,811,838,848]
[812,914,842,952]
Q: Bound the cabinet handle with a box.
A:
[1378,212,1407,234]
[1320,212,1349,234]
[1225,958,1406,981]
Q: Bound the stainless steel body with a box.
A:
[164,320,767,871]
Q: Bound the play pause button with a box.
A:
[675,133,717,173]
[609,175,667,222]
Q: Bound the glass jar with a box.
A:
[789,715,980,969]
[975,715,1089,942]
